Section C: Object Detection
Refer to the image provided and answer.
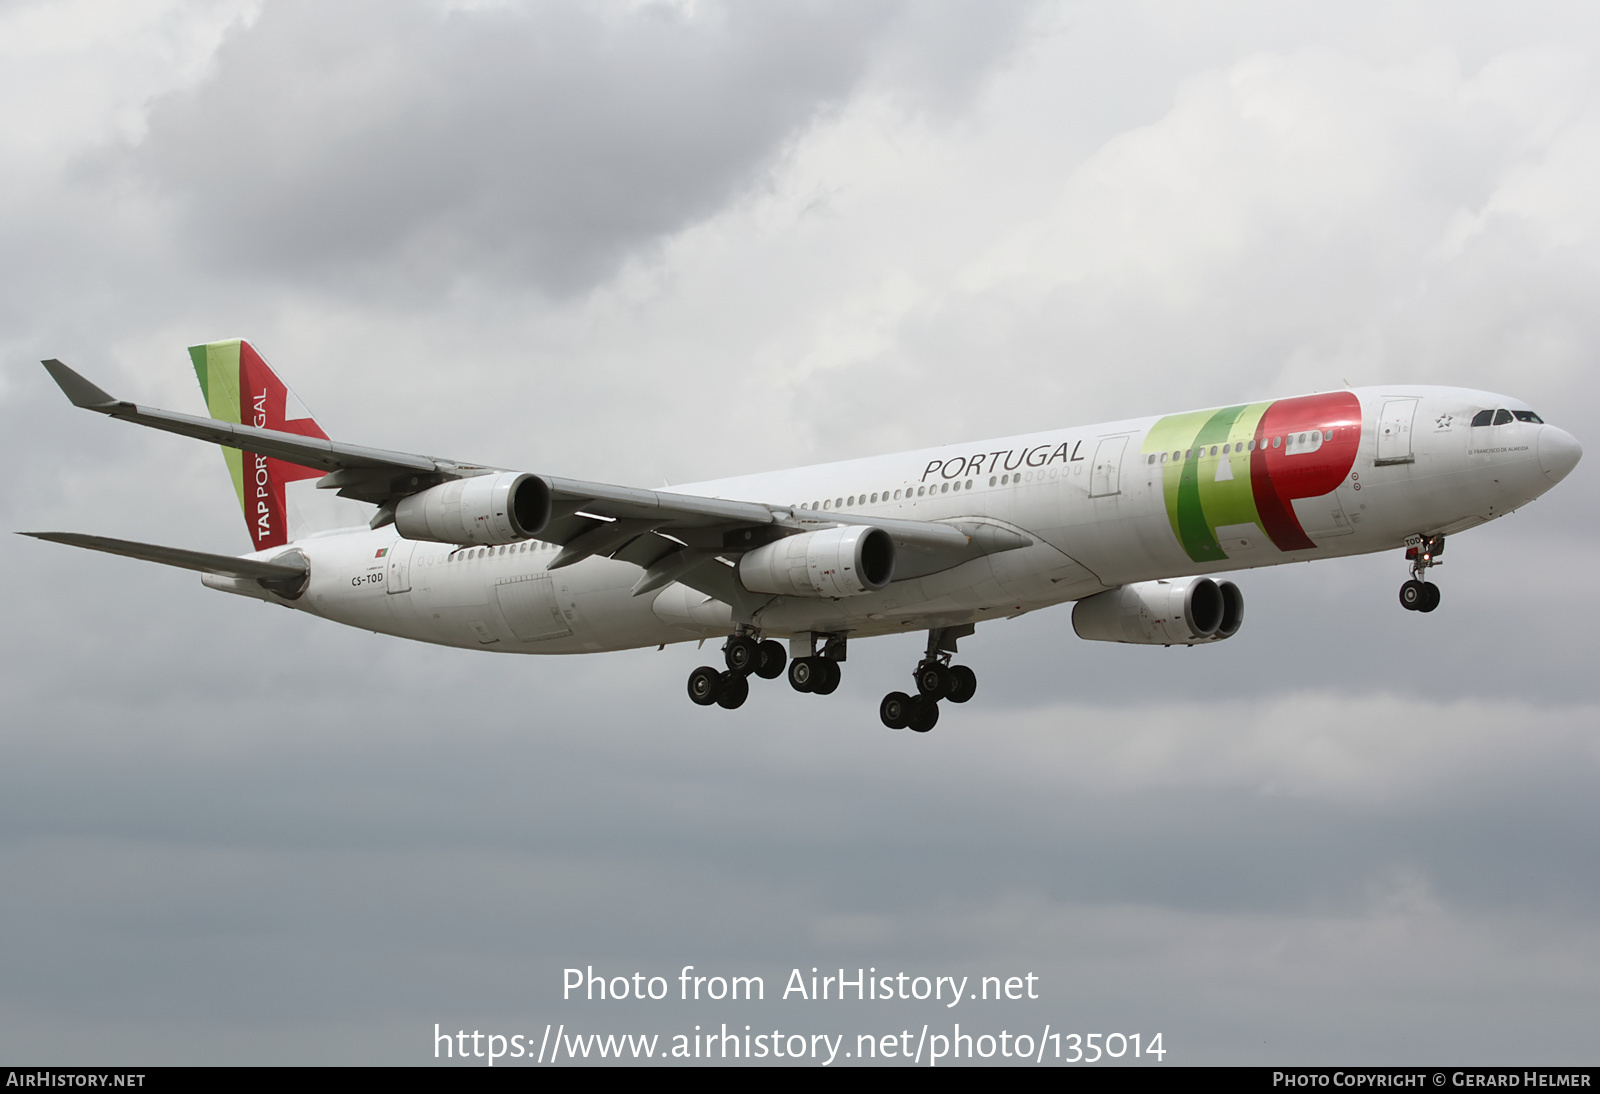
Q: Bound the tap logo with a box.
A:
[1143,392,1363,563]
[189,339,329,549]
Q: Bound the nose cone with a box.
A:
[1538,425,1582,484]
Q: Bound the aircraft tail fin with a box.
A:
[188,339,356,549]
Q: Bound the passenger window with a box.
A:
[1494,409,1513,425]
[1513,410,1544,424]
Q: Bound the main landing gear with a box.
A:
[685,625,981,734]
[686,631,787,710]
[1398,534,1444,613]
[788,632,845,696]
[880,625,977,734]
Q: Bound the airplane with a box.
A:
[25,339,1582,733]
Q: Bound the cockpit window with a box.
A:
[1513,410,1545,424]
[1471,410,1495,427]
[1493,409,1514,425]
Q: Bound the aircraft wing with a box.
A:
[47,358,469,480]
[42,359,1023,606]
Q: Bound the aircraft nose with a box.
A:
[1538,425,1582,484]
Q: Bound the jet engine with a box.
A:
[394,472,551,545]
[1072,577,1244,645]
[738,525,895,598]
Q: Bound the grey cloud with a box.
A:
[2,624,1597,1062]
[124,0,1038,296]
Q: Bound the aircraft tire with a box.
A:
[1419,582,1441,613]
[716,670,749,709]
[687,665,722,706]
[947,665,977,704]
[915,663,951,698]
[724,635,759,674]
[813,659,841,696]
[788,657,818,693]
[880,691,913,730]
[1399,579,1425,611]
[754,640,787,680]
[908,697,940,733]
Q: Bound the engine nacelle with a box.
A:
[738,525,895,598]
[1072,577,1244,645]
[394,472,551,545]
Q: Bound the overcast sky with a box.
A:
[2,0,1598,1066]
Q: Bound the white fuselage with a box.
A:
[206,386,1578,655]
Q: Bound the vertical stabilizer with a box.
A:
[189,339,360,549]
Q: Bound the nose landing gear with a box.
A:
[881,625,977,732]
[686,629,788,710]
[1399,534,1444,613]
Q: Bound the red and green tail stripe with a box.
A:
[189,339,329,550]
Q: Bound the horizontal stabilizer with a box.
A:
[20,531,308,583]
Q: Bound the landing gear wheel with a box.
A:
[813,659,842,696]
[687,666,721,706]
[754,640,787,680]
[908,696,940,733]
[880,691,913,730]
[915,662,951,698]
[1399,579,1425,611]
[946,665,977,704]
[715,670,749,709]
[724,635,759,674]
[1399,536,1446,613]
[788,656,819,693]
